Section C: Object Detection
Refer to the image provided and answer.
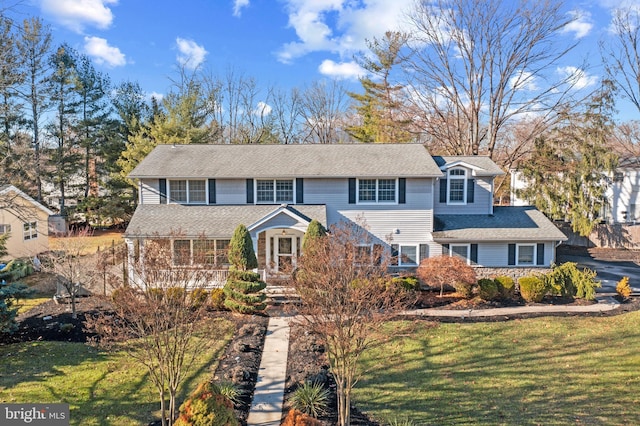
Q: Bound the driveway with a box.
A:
[557,247,640,294]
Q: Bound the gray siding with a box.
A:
[140,179,160,204]
[216,179,246,204]
[434,176,493,215]
[476,241,555,267]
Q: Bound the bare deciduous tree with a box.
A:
[90,236,228,426]
[604,7,640,116]
[405,0,581,158]
[300,79,350,144]
[291,221,412,426]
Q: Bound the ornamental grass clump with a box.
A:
[289,381,329,418]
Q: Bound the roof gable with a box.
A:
[0,185,54,216]
[433,156,505,177]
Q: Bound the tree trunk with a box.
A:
[159,390,167,426]
[337,383,351,426]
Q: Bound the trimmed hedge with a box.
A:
[518,276,547,303]
[477,278,499,301]
[494,275,515,299]
[223,270,266,314]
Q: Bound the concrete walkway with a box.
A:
[246,296,622,424]
[246,316,290,426]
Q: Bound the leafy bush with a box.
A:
[146,288,164,301]
[389,276,420,291]
[289,381,329,418]
[477,278,499,301]
[572,266,601,301]
[166,287,186,305]
[617,276,632,299]
[210,288,226,310]
[546,262,578,298]
[59,323,74,333]
[174,380,239,426]
[518,276,547,303]
[0,259,34,282]
[494,276,515,299]
[416,255,476,297]
[190,288,209,308]
[282,409,322,426]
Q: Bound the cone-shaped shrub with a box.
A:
[227,224,257,271]
[302,219,327,252]
[223,270,267,314]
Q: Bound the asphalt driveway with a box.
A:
[557,247,640,294]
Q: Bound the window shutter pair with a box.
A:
[348,178,406,204]
[439,179,475,203]
[246,178,304,204]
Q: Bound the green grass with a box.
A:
[16,294,53,315]
[356,312,640,425]
[0,318,234,425]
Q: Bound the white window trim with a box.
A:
[254,179,295,204]
[168,179,207,204]
[447,168,467,205]
[172,238,231,267]
[23,222,37,241]
[356,178,398,205]
[0,224,11,234]
[516,243,536,266]
[399,244,419,266]
[449,243,471,265]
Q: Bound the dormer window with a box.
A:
[448,169,467,204]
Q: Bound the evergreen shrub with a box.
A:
[518,276,547,303]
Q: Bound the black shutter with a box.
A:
[208,179,216,204]
[440,179,447,203]
[508,244,516,265]
[471,244,478,264]
[399,178,406,204]
[348,178,356,204]
[159,179,167,204]
[391,244,399,266]
[536,243,545,266]
[419,244,428,263]
[296,178,304,204]
[442,243,450,255]
[246,179,254,204]
[467,179,475,203]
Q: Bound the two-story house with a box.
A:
[124,144,566,285]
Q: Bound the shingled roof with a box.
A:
[433,206,567,242]
[129,143,444,179]
[432,155,505,176]
[125,204,327,238]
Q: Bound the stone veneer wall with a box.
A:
[475,267,552,281]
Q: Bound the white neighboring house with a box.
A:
[0,185,53,260]
[125,144,567,285]
[511,157,640,224]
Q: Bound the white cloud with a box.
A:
[148,91,164,102]
[233,0,250,17]
[276,0,414,63]
[176,38,208,70]
[254,101,272,117]
[509,70,539,91]
[84,36,126,67]
[562,10,593,39]
[41,0,117,33]
[318,59,365,80]
[557,66,599,90]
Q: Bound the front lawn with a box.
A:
[356,312,640,425]
[0,318,234,425]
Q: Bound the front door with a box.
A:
[276,236,293,272]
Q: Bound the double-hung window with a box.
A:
[0,224,10,234]
[449,244,470,264]
[256,179,294,203]
[399,245,418,266]
[23,222,37,241]
[448,169,466,203]
[358,179,396,203]
[169,180,206,204]
[516,244,535,266]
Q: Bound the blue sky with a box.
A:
[7,0,640,120]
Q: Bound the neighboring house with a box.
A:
[125,144,566,285]
[511,157,640,225]
[0,185,53,260]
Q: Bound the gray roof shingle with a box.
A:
[129,144,444,179]
[433,206,567,242]
[124,204,327,238]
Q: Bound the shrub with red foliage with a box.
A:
[417,255,477,297]
[282,409,322,426]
